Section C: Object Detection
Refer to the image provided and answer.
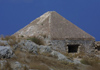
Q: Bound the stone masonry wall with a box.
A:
[66,40,95,53]
[48,40,95,53]
[48,40,67,53]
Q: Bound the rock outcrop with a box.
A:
[0,46,13,59]
[0,39,99,70]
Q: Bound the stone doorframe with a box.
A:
[66,43,82,53]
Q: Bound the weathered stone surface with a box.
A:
[39,45,52,53]
[17,40,53,54]
[0,46,13,59]
[95,54,100,58]
[16,40,39,54]
[50,40,67,52]
[73,58,81,64]
[11,61,23,70]
[13,11,95,40]
[95,41,100,52]
[95,41,100,46]
[49,40,95,53]
[66,40,95,53]
[51,50,72,62]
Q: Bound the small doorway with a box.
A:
[67,44,79,53]
[95,46,100,51]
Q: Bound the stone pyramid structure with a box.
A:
[14,11,95,40]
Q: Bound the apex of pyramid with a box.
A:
[32,11,60,25]
[40,11,59,17]
[13,11,95,40]
[45,11,57,13]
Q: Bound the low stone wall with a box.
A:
[48,39,95,53]
[49,40,66,53]
[66,40,95,53]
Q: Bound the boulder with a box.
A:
[73,58,81,64]
[0,46,13,59]
[11,61,22,70]
[51,50,72,62]
[18,40,39,54]
[39,45,52,53]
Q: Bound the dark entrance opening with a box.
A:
[67,45,79,53]
[95,46,100,51]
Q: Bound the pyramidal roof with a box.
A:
[13,11,95,40]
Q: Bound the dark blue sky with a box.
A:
[0,0,100,41]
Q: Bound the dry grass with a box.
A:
[87,64,100,70]
[0,35,5,40]
[73,52,85,58]
[1,60,13,70]
[41,34,47,38]
[0,35,20,46]
[0,35,80,70]
[7,36,20,46]
[61,52,85,60]
[9,48,79,70]
[0,35,16,41]
[23,66,29,70]
[10,50,50,70]
[80,56,100,65]
[20,35,24,38]
[40,52,58,59]
[29,62,50,70]
[0,64,1,70]
[0,50,79,70]
[0,42,5,46]
[26,55,79,70]
[27,36,44,45]
[80,56,100,70]
[9,41,17,46]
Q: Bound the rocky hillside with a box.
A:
[0,36,100,70]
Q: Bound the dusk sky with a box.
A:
[0,0,100,41]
